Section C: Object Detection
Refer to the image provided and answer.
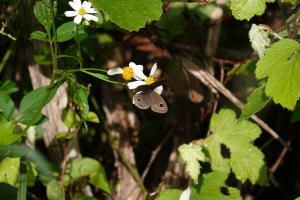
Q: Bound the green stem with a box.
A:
[50,0,57,71]
[76,25,83,68]
[17,157,27,200]
[0,43,14,74]
[60,68,107,73]
[47,29,56,85]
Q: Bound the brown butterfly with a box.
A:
[132,80,168,114]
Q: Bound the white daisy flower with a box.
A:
[107,62,145,81]
[179,187,191,200]
[64,0,98,24]
[127,63,164,95]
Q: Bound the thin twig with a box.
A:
[141,128,173,180]
[0,22,16,41]
[180,57,288,147]
[269,130,296,173]
[60,143,69,200]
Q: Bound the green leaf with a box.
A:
[68,80,89,121]
[30,31,48,41]
[0,145,53,184]
[86,112,100,123]
[69,157,111,194]
[156,189,182,200]
[91,0,162,31]
[249,24,270,57]
[205,109,268,185]
[230,0,274,21]
[56,22,85,42]
[0,117,21,145]
[62,108,81,129]
[17,82,62,125]
[178,143,205,183]
[295,197,300,200]
[256,39,300,110]
[227,60,256,76]
[0,91,15,120]
[74,193,99,200]
[33,1,52,30]
[46,180,61,200]
[0,157,20,187]
[190,171,242,200]
[241,84,270,119]
[0,80,19,95]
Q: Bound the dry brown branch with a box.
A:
[181,57,287,147]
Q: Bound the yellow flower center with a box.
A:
[122,66,134,80]
[145,76,155,85]
[79,8,87,15]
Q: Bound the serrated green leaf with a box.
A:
[69,157,111,194]
[205,109,268,185]
[190,171,242,200]
[230,0,273,21]
[0,117,21,145]
[17,82,62,125]
[156,189,182,200]
[241,84,270,119]
[249,24,270,57]
[256,39,300,110]
[0,91,15,120]
[178,143,205,183]
[56,22,85,42]
[30,31,48,41]
[0,157,20,187]
[91,0,162,31]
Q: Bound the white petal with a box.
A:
[107,68,123,75]
[64,11,78,17]
[82,1,91,10]
[153,85,163,95]
[83,14,98,22]
[180,187,191,200]
[74,15,83,24]
[133,70,147,81]
[127,81,146,90]
[74,0,82,8]
[129,62,143,71]
[69,0,81,11]
[86,7,97,14]
[150,63,157,76]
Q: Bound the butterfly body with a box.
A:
[132,80,168,114]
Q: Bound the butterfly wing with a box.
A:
[150,92,168,114]
[133,91,151,109]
